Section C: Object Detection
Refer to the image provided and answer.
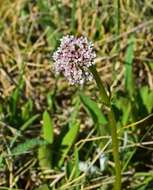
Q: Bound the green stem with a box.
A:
[115,0,120,51]
[71,0,77,34]
[89,66,110,106]
[90,65,121,190]
[108,111,121,190]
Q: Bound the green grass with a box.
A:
[0,0,153,189]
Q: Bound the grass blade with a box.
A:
[125,34,135,97]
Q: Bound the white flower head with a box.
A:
[52,35,96,85]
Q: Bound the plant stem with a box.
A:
[71,0,77,34]
[107,110,121,190]
[115,0,120,51]
[90,66,121,190]
[89,66,110,106]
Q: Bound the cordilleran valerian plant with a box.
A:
[53,35,121,190]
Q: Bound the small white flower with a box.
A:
[52,35,96,85]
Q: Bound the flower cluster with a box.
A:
[52,35,96,84]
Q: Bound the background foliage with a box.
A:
[0,0,153,189]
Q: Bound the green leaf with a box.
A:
[64,147,80,189]
[58,122,80,167]
[21,99,33,121]
[115,97,131,125]
[12,138,46,156]
[74,147,80,178]
[66,159,74,179]
[79,92,107,125]
[42,111,53,144]
[38,110,54,169]
[11,88,19,115]
[34,184,50,190]
[149,62,153,71]
[9,114,40,148]
[38,145,52,169]
[45,27,59,48]
[37,0,50,12]
[69,147,80,184]
[125,34,135,97]
[20,114,40,131]
[9,78,24,121]
[79,92,108,136]
[0,156,4,168]
[140,86,153,113]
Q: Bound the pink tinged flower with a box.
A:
[52,35,96,85]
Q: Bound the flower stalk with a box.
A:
[90,65,121,190]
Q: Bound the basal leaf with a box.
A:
[42,111,53,144]
[58,122,80,167]
[12,138,45,156]
[79,92,107,126]
[38,145,52,169]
